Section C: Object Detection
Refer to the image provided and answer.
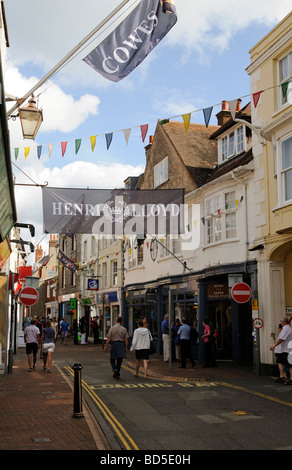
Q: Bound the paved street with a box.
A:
[1,336,292,453]
[52,338,292,451]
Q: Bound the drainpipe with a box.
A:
[232,171,249,269]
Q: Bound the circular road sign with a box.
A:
[253,318,264,329]
[19,286,39,306]
[231,282,252,304]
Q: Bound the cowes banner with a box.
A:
[42,187,184,237]
[83,0,177,82]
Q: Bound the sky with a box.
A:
[4,0,292,260]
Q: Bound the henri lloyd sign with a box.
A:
[42,187,184,237]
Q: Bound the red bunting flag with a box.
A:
[61,141,68,157]
[252,91,263,108]
[140,124,149,142]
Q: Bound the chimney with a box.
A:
[35,245,43,263]
[149,135,154,145]
[216,100,231,126]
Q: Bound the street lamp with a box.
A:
[18,96,43,140]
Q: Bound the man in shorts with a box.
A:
[270,317,292,385]
[24,318,41,371]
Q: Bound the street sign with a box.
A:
[231,282,252,304]
[19,286,39,306]
[253,318,264,329]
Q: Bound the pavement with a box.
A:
[0,337,274,451]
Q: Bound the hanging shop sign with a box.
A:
[42,187,184,236]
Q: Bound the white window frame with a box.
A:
[274,132,292,205]
[219,125,246,163]
[154,156,168,188]
[205,190,237,245]
[278,51,292,108]
[111,260,118,286]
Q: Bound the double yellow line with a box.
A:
[64,366,139,450]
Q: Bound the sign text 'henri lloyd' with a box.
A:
[231,282,252,304]
[19,286,39,306]
[42,187,184,236]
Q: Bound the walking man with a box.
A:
[24,318,41,371]
[270,317,292,385]
[104,317,128,379]
[161,314,170,362]
[177,318,195,369]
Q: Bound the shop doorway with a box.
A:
[207,301,232,360]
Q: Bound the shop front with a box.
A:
[197,262,257,365]
[96,290,121,340]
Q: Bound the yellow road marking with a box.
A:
[216,381,292,408]
[64,366,139,450]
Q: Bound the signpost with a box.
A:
[231,282,252,304]
[19,286,39,306]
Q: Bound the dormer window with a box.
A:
[220,125,245,163]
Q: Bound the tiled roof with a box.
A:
[161,120,219,170]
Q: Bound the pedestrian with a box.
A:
[60,317,70,344]
[80,315,88,344]
[201,318,215,367]
[270,317,292,385]
[142,316,149,328]
[24,318,41,372]
[41,320,56,373]
[173,318,181,362]
[177,318,195,368]
[51,317,59,341]
[131,320,152,378]
[104,316,128,379]
[161,314,170,362]
[91,316,100,344]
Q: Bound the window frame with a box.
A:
[154,156,168,188]
[278,50,292,108]
[219,125,246,163]
[274,132,292,205]
[205,190,238,245]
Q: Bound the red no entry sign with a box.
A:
[19,286,39,306]
[231,282,252,304]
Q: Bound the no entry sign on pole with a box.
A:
[19,286,39,306]
[231,282,252,304]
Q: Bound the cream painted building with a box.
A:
[246,12,292,373]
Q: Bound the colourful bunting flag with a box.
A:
[61,141,67,157]
[123,128,131,146]
[281,82,289,98]
[24,147,30,159]
[90,136,96,152]
[161,119,170,126]
[252,91,263,108]
[140,124,148,142]
[203,107,213,128]
[182,113,191,133]
[48,144,53,158]
[37,145,42,160]
[228,99,239,120]
[75,139,82,155]
[105,133,113,150]
[14,148,19,160]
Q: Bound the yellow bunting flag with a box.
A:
[24,147,30,159]
[182,113,191,133]
[90,135,96,152]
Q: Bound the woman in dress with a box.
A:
[131,320,152,378]
[41,320,56,372]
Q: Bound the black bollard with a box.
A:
[72,362,84,418]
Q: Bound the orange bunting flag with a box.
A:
[182,113,191,133]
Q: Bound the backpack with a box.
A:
[190,327,198,343]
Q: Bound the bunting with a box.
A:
[14,80,291,160]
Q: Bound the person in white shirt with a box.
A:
[131,321,152,378]
[270,317,292,385]
[24,318,41,372]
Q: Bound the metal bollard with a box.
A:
[72,362,84,418]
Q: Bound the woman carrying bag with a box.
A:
[131,320,153,378]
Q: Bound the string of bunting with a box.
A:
[14,80,291,160]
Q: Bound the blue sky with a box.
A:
[4,0,292,254]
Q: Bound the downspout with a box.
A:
[232,171,249,272]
